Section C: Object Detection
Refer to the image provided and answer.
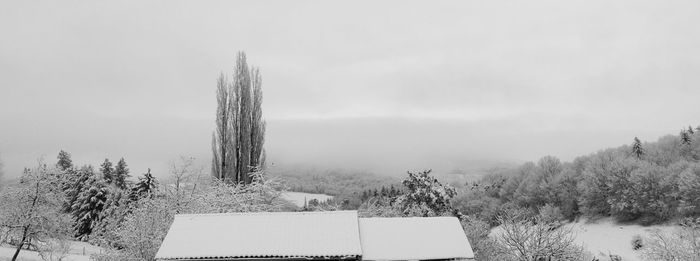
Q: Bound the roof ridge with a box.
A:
[359,216,457,220]
[174,210,358,218]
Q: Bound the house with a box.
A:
[155,211,475,261]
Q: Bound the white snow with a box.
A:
[566,218,677,261]
[0,241,102,261]
[490,218,679,261]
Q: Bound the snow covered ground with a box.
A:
[567,218,677,261]
[281,191,334,207]
[491,218,679,261]
[0,241,102,261]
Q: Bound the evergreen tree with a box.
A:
[62,166,95,213]
[113,158,130,189]
[211,52,266,184]
[689,126,696,135]
[100,159,114,184]
[130,168,157,200]
[72,174,109,239]
[681,130,692,146]
[632,137,644,159]
[57,150,73,171]
[395,169,457,216]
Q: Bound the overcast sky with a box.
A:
[1,0,699,178]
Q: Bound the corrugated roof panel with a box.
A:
[358,217,475,260]
[155,211,363,260]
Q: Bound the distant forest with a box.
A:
[456,125,700,226]
[277,125,700,226]
[268,167,401,209]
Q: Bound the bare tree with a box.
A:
[251,67,266,171]
[212,73,232,180]
[233,52,253,183]
[495,213,585,261]
[211,52,266,184]
[642,225,700,261]
[167,156,204,213]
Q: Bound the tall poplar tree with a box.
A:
[211,52,266,184]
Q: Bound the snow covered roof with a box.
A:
[155,211,475,261]
[155,211,363,260]
[358,217,475,261]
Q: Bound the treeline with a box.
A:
[359,185,403,202]
[0,151,159,260]
[455,125,700,226]
[269,167,401,209]
[50,151,157,239]
[0,151,289,260]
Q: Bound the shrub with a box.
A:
[632,234,643,250]
[642,227,700,261]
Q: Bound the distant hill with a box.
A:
[267,164,401,208]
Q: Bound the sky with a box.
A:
[1,0,699,178]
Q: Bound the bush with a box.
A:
[538,204,565,225]
[642,227,700,261]
[494,212,586,260]
[632,235,643,250]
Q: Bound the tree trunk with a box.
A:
[11,226,29,261]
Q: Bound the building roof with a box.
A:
[358,216,475,260]
[155,211,363,260]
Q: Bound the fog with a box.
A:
[2,0,699,178]
[0,114,682,178]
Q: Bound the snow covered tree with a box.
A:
[92,186,133,248]
[211,52,266,184]
[681,130,693,146]
[633,137,645,159]
[642,219,700,261]
[0,162,72,261]
[72,175,109,240]
[394,170,457,216]
[56,150,73,171]
[131,168,157,201]
[679,164,700,216]
[495,211,585,261]
[94,172,284,260]
[113,158,130,190]
[62,165,95,213]
[680,130,698,161]
[100,159,114,185]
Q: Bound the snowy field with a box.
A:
[491,218,679,261]
[281,191,334,208]
[0,241,101,261]
[567,218,677,261]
